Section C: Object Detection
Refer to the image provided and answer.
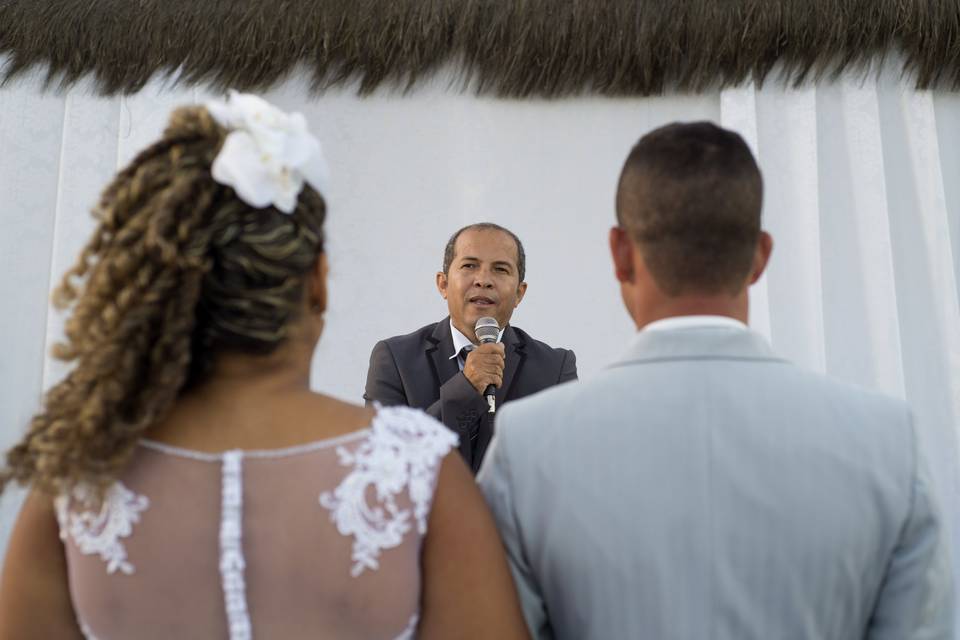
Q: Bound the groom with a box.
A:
[478,122,952,639]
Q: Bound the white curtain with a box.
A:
[2,65,958,615]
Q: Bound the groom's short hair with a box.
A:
[616,122,763,296]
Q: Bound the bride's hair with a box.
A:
[1,105,326,496]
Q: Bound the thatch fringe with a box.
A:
[1,0,958,97]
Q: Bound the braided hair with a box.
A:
[1,105,326,496]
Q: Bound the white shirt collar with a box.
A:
[449,321,476,361]
[642,315,748,333]
[448,319,505,364]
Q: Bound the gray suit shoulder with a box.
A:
[369,322,443,369]
[509,325,574,359]
[784,364,913,422]
[508,326,578,387]
[498,355,916,459]
[378,321,439,349]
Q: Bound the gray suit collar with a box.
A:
[612,327,784,368]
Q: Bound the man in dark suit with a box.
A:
[364,223,577,473]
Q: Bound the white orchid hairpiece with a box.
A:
[205,91,329,214]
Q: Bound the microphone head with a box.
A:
[474,317,500,344]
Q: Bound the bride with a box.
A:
[0,92,528,639]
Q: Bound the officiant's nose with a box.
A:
[474,268,495,288]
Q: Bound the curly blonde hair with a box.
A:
[1,105,326,497]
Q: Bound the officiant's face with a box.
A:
[437,228,527,341]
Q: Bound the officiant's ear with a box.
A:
[308,254,328,315]
[436,270,449,300]
[748,231,773,285]
[610,226,635,283]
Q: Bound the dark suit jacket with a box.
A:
[363,318,578,473]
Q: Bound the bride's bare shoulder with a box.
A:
[145,390,377,452]
[301,393,376,432]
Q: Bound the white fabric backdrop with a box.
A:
[1,65,959,618]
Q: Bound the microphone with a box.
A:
[474,317,500,414]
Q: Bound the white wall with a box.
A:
[2,68,959,604]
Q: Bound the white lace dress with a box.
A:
[54,406,458,640]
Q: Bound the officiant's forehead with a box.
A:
[454,229,516,264]
[443,223,526,281]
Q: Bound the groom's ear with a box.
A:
[609,226,635,284]
[748,231,773,285]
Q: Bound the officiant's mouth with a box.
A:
[468,296,497,308]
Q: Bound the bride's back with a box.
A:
[61,403,450,639]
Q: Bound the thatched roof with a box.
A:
[2,0,958,97]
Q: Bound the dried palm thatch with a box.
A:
[1,0,958,97]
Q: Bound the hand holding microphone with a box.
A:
[463,317,503,413]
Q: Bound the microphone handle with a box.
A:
[484,384,496,413]
[476,330,498,413]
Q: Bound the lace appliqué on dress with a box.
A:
[54,482,149,575]
[319,406,458,576]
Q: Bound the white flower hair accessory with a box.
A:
[205,91,329,214]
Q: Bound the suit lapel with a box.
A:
[496,325,524,406]
[426,318,460,397]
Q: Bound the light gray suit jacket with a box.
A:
[478,326,953,640]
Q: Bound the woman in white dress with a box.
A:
[0,93,529,639]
